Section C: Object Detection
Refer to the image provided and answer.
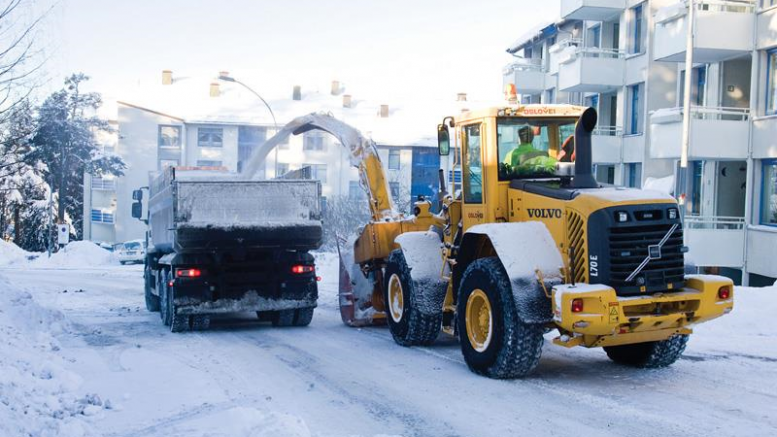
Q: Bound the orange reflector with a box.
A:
[176,268,202,278]
[571,298,584,313]
[291,265,315,274]
[717,286,731,300]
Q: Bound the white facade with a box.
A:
[504,0,777,285]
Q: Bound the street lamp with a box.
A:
[217,73,280,175]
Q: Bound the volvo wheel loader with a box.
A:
[249,106,734,378]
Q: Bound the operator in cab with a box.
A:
[502,126,557,176]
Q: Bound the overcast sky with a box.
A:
[44,0,559,103]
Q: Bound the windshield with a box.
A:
[124,242,142,250]
[497,117,576,181]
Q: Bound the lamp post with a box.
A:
[217,74,280,176]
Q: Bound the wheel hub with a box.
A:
[387,273,404,323]
[465,289,493,352]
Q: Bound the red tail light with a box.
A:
[571,298,584,313]
[717,286,731,300]
[291,265,315,274]
[176,268,202,278]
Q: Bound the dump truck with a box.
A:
[303,105,733,379]
[132,166,322,332]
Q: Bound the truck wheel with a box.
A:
[294,307,315,327]
[158,270,171,326]
[271,310,296,327]
[604,335,689,368]
[145,266,160,312]
[383,249,441,346]
[457,257,544,379]
[167,281,190,333]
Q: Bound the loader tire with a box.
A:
[271,310,296,327]
[144,266,160,312]
[383,249,441,346]
[159,270,171,326]
[457,257,544,379]
[604,334,689,368]
[293,307,315,327]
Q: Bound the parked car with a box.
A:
[117,239,146,265]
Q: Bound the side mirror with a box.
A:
[132,189,143,201]
[131,201,143,219]
[437,124,450,156]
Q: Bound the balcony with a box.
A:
[591,126,623,163]
[561,0,626,21]
[557,47,624,93]
[502,58,547,95]
[649,106,750,160]
[746,227,777,278]
[91,176,116,191]
[684,216,745,268]
[653,0,756,63]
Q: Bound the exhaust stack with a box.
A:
[571,107,598,189]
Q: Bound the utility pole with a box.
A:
[679,0,695,218]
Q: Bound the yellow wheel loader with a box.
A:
[248,105,734,378]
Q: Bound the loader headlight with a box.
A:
[668,208,678,220]
[615,211,629,223]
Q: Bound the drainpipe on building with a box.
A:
[679,0,695,219]
[741,3,759,287]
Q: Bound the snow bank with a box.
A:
[0,239,31,266]
[32,241,115,268]
[0,274,107,437]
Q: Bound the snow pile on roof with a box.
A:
[32,241,115,268]
[0,274,106,437]
[644,175,674,195]
[0,240,31,266]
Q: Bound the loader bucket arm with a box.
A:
[239,112,399,222]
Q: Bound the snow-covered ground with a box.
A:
[0,247,776,437]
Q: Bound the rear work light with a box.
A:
[176,268,202,278]
[571,298,584,313]
[717,286,731,300]
[291,265,315,274]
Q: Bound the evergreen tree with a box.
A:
[30,73,125,239]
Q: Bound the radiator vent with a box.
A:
[567,210,587,284]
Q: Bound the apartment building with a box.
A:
[83,72,459,247]
[503,0,777,285]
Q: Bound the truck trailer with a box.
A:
[133,167,322,332]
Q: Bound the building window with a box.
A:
[594,164,615,185]
[303,163,327,183]
[630,3,646,55]
[628,83,644,135]
[546,88,555,104]
[767,49,777,114]
[198,127,223,148]
[626,163,642,188]
[91,209,115,224]
[196,160,222,167]
[303,132,326,151]
[389,182,400,199]
[349,181,363,199]
[762,1,777,9]
[388,149,401,170]
[761,159,777,226]
[158,125,181,149]
[91,176,116,191]
[276,163,289,176]
[238,126,266,172]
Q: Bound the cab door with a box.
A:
[461,123,486,230]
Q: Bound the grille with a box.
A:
[608,224,685,291]
[566,210,587,284]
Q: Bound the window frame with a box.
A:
[767,48,777,115]
[303,132,326,151]
[462,123,484,204]
[631,3,645,55]
[760,159,777,227]
[388,149,401,170]
[197,127,224,148]
[158,125,182,149]
[628,83,644,135]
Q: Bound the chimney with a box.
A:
[331,80,340,95]
[379,104,389,118]
[293,85,302,101]
[343,94,352,108]
[457,92,467,102]
[162,70,173,85]
[210,82,220,97]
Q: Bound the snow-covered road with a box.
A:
[1,253,776,437]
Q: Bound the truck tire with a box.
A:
[604,335,689,368]
[191,315,210,331]
[271,310,296,327]
[383,249,441,346]
[167,279,190,333]
[144,266,160,312]
[294,307,315,327]
[158,270,171,326]
[457,257,544,379]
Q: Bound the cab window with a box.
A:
[497,117,576,181]
[462,124,483,203]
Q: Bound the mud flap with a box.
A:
[337,238,383,327]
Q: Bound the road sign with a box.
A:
[57,224,69,245]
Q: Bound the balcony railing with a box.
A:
[91,177,116,191]
[684,215,746,230]
[502,57,546,74]
[91,209,115,225]
[652,106,750,123]
[684,215,746,268]
[593,126,623,136]
[560,46,625,64]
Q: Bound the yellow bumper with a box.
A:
[551,275,734,348]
